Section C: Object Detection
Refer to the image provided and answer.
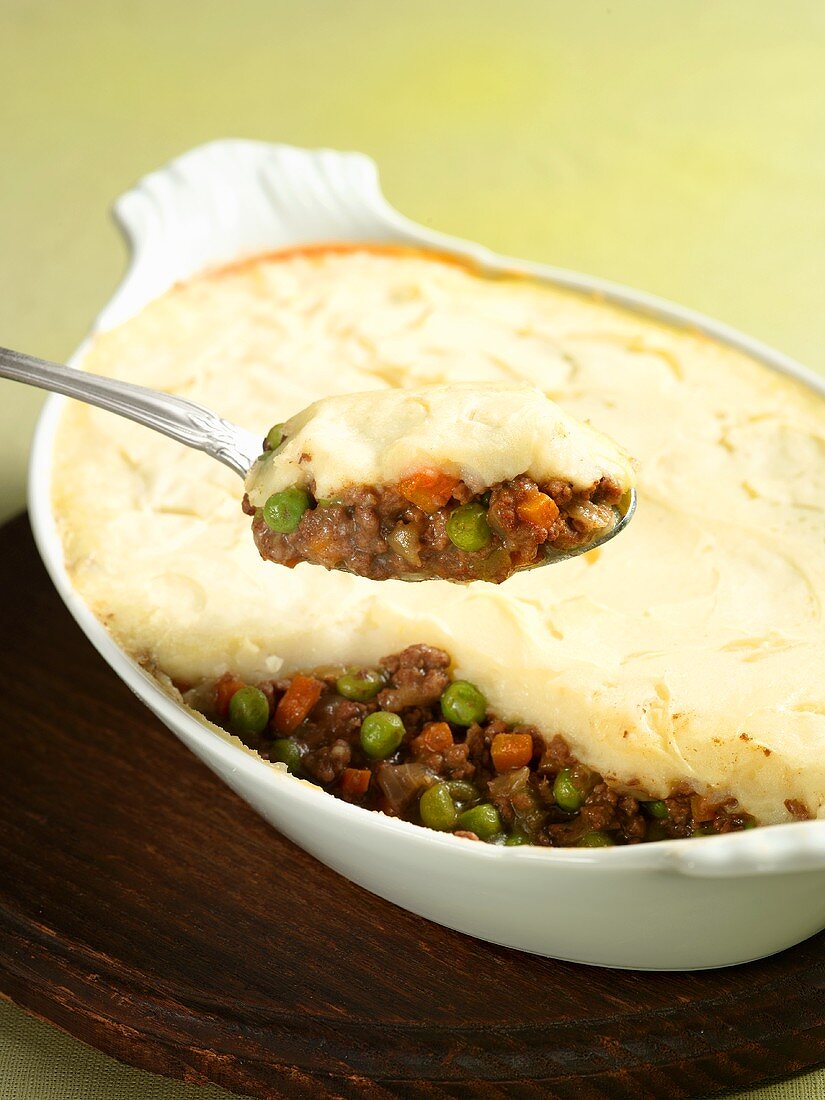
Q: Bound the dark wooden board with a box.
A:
[0,513,823,1099]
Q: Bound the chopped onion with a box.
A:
[488,766,532,801]
[567,500,613,532]
[690,794,717,823]
[376,762,434,814]
[388,523,422,566]
[488,766,546,837]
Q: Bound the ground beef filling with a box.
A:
[244,468,623,583]
[198,644,758,846]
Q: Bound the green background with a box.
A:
[1,1,824,1097]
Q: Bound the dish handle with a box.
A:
[664,820,825,878]
[98,138,497,333]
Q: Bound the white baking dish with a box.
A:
[27,140,825,970]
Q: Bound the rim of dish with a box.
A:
[27,140,825,877]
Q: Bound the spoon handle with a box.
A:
[0,346,262,477]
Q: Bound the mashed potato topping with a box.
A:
[244,382,635,503]
[52,247,825,823]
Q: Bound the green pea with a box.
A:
[419,783,458,831]
[336,668,384,702]
[457,803,503,841]
[440,680,487,726]
[446,503,492,551]
[504,831,530,846]
[553,768,585,813]
[577,831,615,847]
[228,686,270,735]
[643,799,670,820]
[265,423,285,451]
[360,711,405,759]
[446,779,480,806]
[646,821,670,842]
[743,819,757,830]
[270,737,303,774]
[263,487,312,533]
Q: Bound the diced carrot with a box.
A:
[398,468,460,513]
[273,674,323,733]
[491,733,534,772]
[516,491,560,531]
[340,768,372,799]
[420,721,454,753]
[214,674,246,717]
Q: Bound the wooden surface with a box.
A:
[0,513,823,1099]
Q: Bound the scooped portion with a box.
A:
[194,643,761,847]
[243,383,636,582]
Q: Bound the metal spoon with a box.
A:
[0,345,261,477]
[0,345,636,571]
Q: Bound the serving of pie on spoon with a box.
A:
[243,382,636,583]
[0,349,636,584]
